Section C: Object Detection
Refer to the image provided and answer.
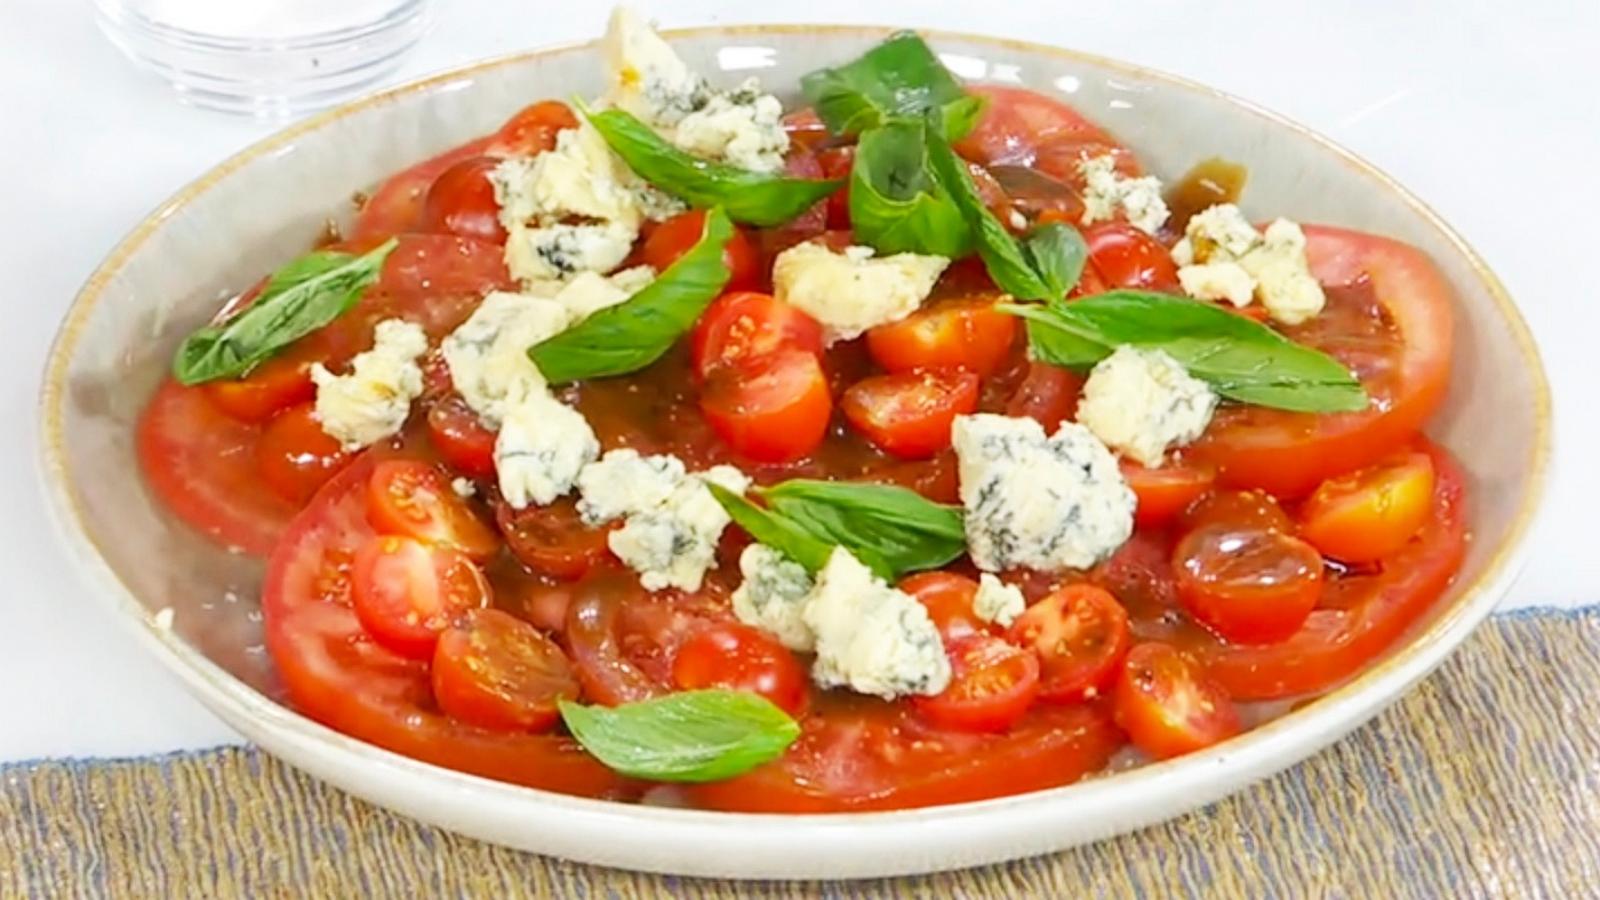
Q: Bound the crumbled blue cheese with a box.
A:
[729,544,817,652]
[1173,204,1326,325]
[772,242,949,343]
[673,78,790,173]
[494,392,600,509]
[803,548,951,699]
[952,413,1135,572]
[973,574,1026,627]
[450,476,477,498]
[523,265,654,322]
[309,319,428,450]
[575,448,687,526]
[594,462,751,592]
[1079,154,1169,235]
[504,220,638,285]
[1076,346,1218,468]
[441,291,567,426]
[602,7,711,128]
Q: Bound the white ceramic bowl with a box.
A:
[39,25,1551,879]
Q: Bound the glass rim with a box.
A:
[92,0,430,54]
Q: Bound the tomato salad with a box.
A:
[137,11,1463,810]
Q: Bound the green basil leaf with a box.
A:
[585,108,841,227]
[172,238,397,385]
[1020,223,1089,302]
[848,121,972,257]
[705,483,836,575]
[761,479,966,581]
[530,208,734,383]
[799,31,982,141]
[1007,290,1369,413]
[558,690,799,783]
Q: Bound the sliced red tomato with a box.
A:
[420,156,507,244]
[493,496,612,581]
[1298,449,1435,563]
[261,458,630,796]
[485,99,578,157]
[1082,221,1179,291]
[955,85,1138,183]
[689,291,824,382]
[1192,226,1455,498]
[914,634,1041,733]
[700,348,832,463]
[687,696,1122,812]
[865,296,1018,377]
[1123,460,1216,529]
[256,403,355,504]
[841,370,980,460]
[900,571,987,642]
[1172,522,1324,644]
[1004,361,1082,432]
[642,210,761,291]
[816,144,854,228]
[351,534,491,658]
[1008,584,1132,704]
[352,137,496,239]
[431,608,579,732]
[565,571,729,706]
[425,396,497,478]
[1113,642,1242,760]
[672,622,809,716]
[368,234,515,338]
[203,352,317,423]
[365,459,498,561]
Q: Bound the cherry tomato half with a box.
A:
[1081,221,1180,291]
[1122,460,1217,529]
[1113,642,1241,760]
[204,354,316,423]
[865,297,1019,378]
[841,370,980,460]
[1180,489,1294,534]
[425,396,498,479]
[351,534,492,659]
[672,622,809,716]
[486,100,579,157]
[914,634,1041,733]
[900,571,987,642]
[1173,522,1324,644]
[431,608,579,732]
[689,291,824,382]
[421,156,507,244]
[1004,362,1082,433]
[255,403,353,504]
[494,496,613,581]
[1008,584,1132,703]
[700,348,832,463]
[642,210,761,292]
[365,460,499,561]
[1298,450,1435,563]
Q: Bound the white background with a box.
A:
[0,0,1593,760]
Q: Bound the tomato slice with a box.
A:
[1081,221,1179,291]
[1172,522,1325,644]
[261,457,630,796]
[1179,488,1295,534]
[955,85,1138,182]
[689,291,824,382]
[1298,449,1435,563]
[493,496,613,581]
[366,460,499,561]
[425,395,497,478]
[864,296,1019,377]
[841,370,980,460]
[485,100,579,157]
[352,137,496,240]
[900,571,987,642]
[1008,584,1132,703]
[1123,459,1216,529]
[255,403,356,504]
[1192,226,1454,498]
[686,696,1122,812]
[1004,361,1082,432]
[203,351,316,423]
[420,156,507,244]
[700,348,832,463]
[643,210,761,292]
[431,608,579,732]
[671,622,810,716]
[1113,642,1242,760]
[816,144,854,228]
[564,571,730,706]
[351,534,491,659]
[914,634,1041,733]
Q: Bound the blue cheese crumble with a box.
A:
[574,448,687,526]
[952,413,1135,572]
[1079,154,1170,235]
[580,457,751,593]
[309,318,428,450]
[803,547,951,699]
[772,242,949,343]
[1076,346,1218,468]
[1173,204,1326,325]
[494,392,600,510]
[729,544,817,652]
[973,574,1026,627]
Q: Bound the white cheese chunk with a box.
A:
[504,220,638,285]
[575,448,688,526]
[492,123,646,232]
[604,464,751,593]
[952,413,1135,572]
[672,78,790,173]
[1173,204,1326,325]
[772,242,949,343]
[973,574,1026,628]
[1173,203,1260,264]
[1079,154,1170,235]
[451,476,477,498]
[493,391,600,509]
[1077,346,1218,468]
[602,7,710,128]
[803,547,951,699]
[1242,219,1326,326]
[524,265,654,322]
[441,291,567,427]
[309,319,428,450]
[729,544,817,652]
[1177,261,1255,308]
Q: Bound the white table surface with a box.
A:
[1,0,1592,761]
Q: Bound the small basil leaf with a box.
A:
[760,479,965,581]
[706,483,836,575]
[558,690,799,783]
[1020,223,1089,301]
[799,31,981,141]
[1006,290,1369,413]
[585,108,841,227]
[529,208,733,383]
[172,238,397,385]
[848,121,972,257]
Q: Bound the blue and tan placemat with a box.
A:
[4,609,1597,898]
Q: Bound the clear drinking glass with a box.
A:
[93,0,433,117]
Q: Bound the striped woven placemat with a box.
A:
[4,610,1597,899]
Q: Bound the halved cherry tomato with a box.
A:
[900,571,986,642]
[1004,361,1082,432]
[1173,523,1324,644]
[955,85,1138,183]
[365,460,498,561]
[1082,221,1179,291]
[1180,489,1294,534]
[565,572,731,706]
[1122,460,1216,529]
[841,370,980,460]
[643,210,761,291]
[431,608,578,732]
[689,291,824,382]
[1298,450,1435,563]
[672,622,809,716]
[353,137,496,239]
[1192,227,1454,498]
[203,353,316,423]
[780,107,829,149]
[351,534,491,659]
[486,99,579,156]
[915,634,1041,733]
[865,297,1018,377]
[420,156,507,243]
[1008,584,1132,703]
[256,403,354,504]
[494,496,612,581]
[425,396,497,478]
[1113,642,1241,760]
[700,348,832,463]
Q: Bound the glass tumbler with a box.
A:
[93,0,433,117]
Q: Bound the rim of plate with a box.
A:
[36,21,1553,873]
